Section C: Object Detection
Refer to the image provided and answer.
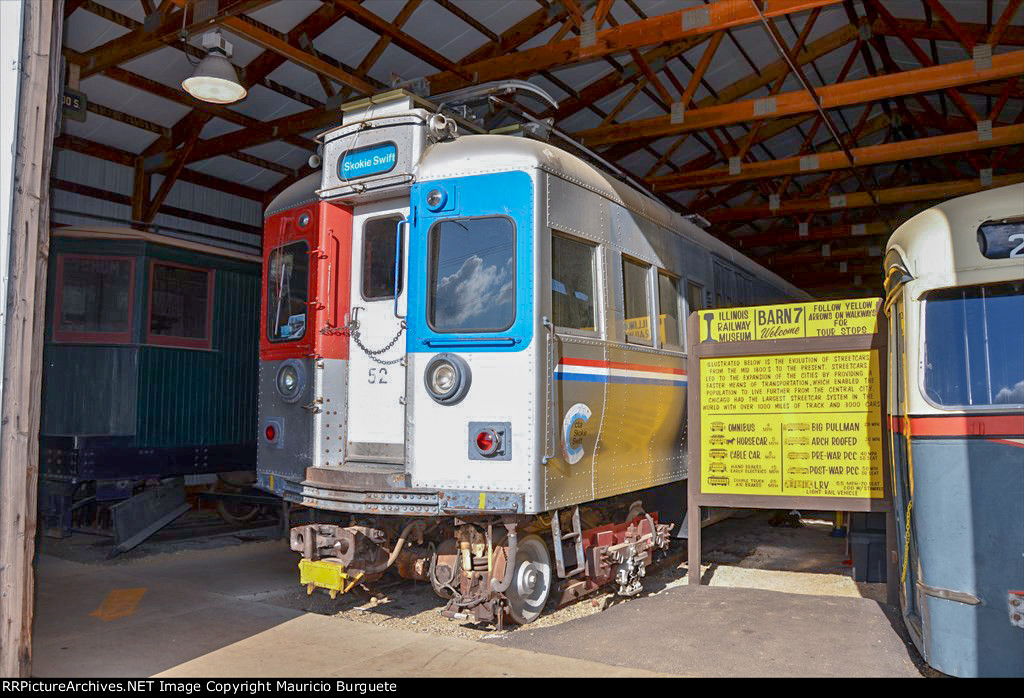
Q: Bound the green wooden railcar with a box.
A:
[39,227,261,539]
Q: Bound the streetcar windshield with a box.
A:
[267,241,309,342]
[922,281,1024,407]
[427,216,516,333]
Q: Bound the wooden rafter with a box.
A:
[703,172,1024,222]
[427,0,844,94]
[577,50,1024,147]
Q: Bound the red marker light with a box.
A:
[475,430,495,453]
[265,424,277,441]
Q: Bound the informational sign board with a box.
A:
[686,298,896,602]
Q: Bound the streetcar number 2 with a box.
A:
[1010,233,1024,258]
[368,368,388,384]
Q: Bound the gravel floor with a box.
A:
[261,510,892,643]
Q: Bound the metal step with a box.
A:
[551,506,586,578]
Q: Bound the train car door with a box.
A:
[346,201,409,464]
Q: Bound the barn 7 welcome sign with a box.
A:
[686,298,896,602]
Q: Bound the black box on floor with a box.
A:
[850,511,886,533]
[850,531,886,583]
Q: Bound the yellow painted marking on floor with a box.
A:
[89,588,146,622]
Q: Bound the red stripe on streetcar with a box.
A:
[887,414,1024,438]
[559,357,686,375]
[988,438,1024,449]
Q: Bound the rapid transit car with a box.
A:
[884,183,1024,677]
[257,90,807,625]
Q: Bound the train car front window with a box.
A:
[427,217,516,333]
[923,281,1024,407]
[267,241,309,342]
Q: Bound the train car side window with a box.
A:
[622,256,652,345]
[922,281,1024,408]
[428,216,516,333]
[551,232,597,334]
[267,241,309,342]
[657,271,683,349]
[53,254,135,344]
[362,215,404,300]
[687,281,704,313]
[147,261,213,349]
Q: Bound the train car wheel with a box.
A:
[504,534,552,625]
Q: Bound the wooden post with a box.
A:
[0,0,60,677]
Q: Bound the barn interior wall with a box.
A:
[52,149,262,252]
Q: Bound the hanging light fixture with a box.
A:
[182,31,247,104]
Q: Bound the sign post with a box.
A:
[686,298,897,605]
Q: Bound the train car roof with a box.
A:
[417,134,811,300]
[52,226,262,264]
[264,171,322,218]
[885,182,1024,292]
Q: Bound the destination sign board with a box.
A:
[698,298,879,343]
[338,141,398,180]
[977,220,1024,259]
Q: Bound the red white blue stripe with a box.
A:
[554,358,687,387]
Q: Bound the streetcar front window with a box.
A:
[267,241,309,342]
[427,216,516,333]
[922,281,1024,407]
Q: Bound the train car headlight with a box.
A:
[275,360,305,403]
[424,354,471,405]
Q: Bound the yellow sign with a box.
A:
[698,298,880,343]
[699,350,884,498]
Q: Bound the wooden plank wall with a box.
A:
[0,0,61,677]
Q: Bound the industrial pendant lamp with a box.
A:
[182,31,247,104]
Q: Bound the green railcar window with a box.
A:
[148,262,212,349]
[54,254,135,343]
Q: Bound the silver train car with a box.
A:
[257,90,808,625]
[884,183,1024,677]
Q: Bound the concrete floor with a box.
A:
[32,514,925,677]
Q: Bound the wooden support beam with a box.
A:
[427,0,844,94]
[736,222,890,248]
[333,0,468,77]
[144,130,201,222]
[102,65,316,151]
[989,0,1024,46]
[220,15,377,96]
[872,16,1024,47]
[78,0,271,79]
[598,22,861,162]
[149,106,340,171]
[869,0,980,122]
[577,49,1024,147]
[458,5,568,65]
[703,172,1024,222]
[53,134,266,201]
[51,178,262,235]
[1,0,59,677]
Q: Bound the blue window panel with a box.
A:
[407,171,534,353]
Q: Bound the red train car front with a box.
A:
[257,174,352,500]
